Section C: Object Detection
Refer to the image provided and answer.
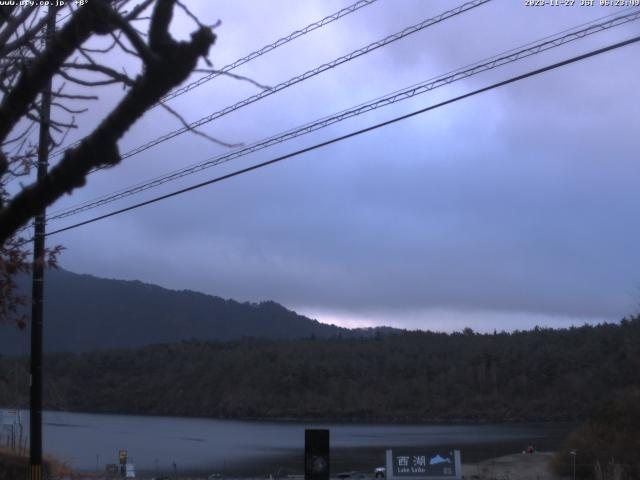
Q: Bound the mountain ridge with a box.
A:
[0,268,392,354]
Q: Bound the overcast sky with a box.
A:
[38,0,640,331]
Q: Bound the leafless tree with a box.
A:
[0,0,221,325]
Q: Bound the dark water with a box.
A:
[3,410,571,476]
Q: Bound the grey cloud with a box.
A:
[53,1,640,330]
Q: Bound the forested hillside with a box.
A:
[0,269,372,353]
[2,317,638,421]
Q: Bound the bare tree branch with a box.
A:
[0,6,36,49]
[0,0,216,243]
[110,13,156,63]
[194,68,272,91]
[158,101,241,148]
[58,66,134,87]
[51,91,99,101]
[51,102,88,115]
[0,8,54,56]
[0,1,120,143]
[124,0,156,21]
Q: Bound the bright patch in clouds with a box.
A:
[302,307,614,333]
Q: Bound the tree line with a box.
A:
[1,316,638,422]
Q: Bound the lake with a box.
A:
[1,410,571,476]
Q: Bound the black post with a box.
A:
[305,429,330,480]
[30,9,55,480]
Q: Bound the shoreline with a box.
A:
[71,452,562,480]
[4,445,562,479]
[3,406,583,426]
[2,410,571,478]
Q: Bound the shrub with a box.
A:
[553,388,640,479]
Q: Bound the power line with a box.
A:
[159,0,380,104]
[48,0,380,159]
[31,0,490,226]
[41,34,640,239]
[14,0,493,236]
[43,9,640,224]
[101,0,492,163]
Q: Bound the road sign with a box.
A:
[386,449,462,480]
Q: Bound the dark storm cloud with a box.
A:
[53,0,640,329]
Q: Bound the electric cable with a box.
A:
[47,0,381,159]
[112,0,490,163]
[42,8,640,224]
[38,34,640,240]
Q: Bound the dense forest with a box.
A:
[2,316,639,422]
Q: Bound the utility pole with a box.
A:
[570,449,577,480]
[30,8,55,480]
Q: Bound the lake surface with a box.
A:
[1,410,571,476]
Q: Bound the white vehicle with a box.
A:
[374,467,386,479]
